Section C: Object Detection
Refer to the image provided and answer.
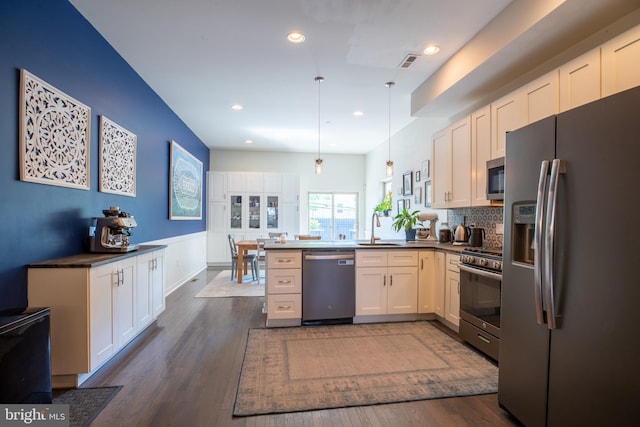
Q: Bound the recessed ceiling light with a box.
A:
[231,104,243,110]
[423,45,440,55]
[245,139,253,144]
[353,111,364,117]
[287,32,305,43]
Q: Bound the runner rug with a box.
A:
[53,386,122,426]
[233,321,498,416]
[195,270,264,298]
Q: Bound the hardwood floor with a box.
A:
[84,268,520,426]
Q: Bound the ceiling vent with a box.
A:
[399,54,420,69]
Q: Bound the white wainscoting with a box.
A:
[144,231,207,296]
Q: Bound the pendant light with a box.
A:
[385,81,395,176]
[315,76,325,174]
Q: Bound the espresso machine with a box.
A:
[88,206,139,253]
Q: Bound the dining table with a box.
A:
[235,239,258,284]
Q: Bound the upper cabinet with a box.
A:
[559,48,601,112]
[470,106,492,207]
[490,89,524,160]
[602,24,640,97]
[524,70,559,124]
[431,116,471,209]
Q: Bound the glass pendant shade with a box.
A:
[315,158,323,175]
[386,160,393,176]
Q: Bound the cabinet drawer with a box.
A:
[267,269,301,294]
[355,250,387,267]
[267,251,301,269]
[446,253,460,272]
[267,294,302,319]
[388,250,418,267]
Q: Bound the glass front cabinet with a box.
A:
[229,194,279,234]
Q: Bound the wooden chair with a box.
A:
[227,234,258,281]
[268,232,287,238]
[255,238,278,283]
[296,235,321,240]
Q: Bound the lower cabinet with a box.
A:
[434,251,446,317]
[355,250,418,320]
[445,253,461,328]
[418,251,435,313]
[27,246,166,388]
[266,250,302,327]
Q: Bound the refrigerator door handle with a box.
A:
[534,160,550,325]
[544,159,566,330]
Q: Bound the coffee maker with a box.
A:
[88,206,139,253]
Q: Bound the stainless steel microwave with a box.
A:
[486,157,505,200]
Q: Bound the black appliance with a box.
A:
[499,86,640,426]
[302,250,355,325]
[0,307,52,403]
[486,157,505,200]
[458,248,502,360]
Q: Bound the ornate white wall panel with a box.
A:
[19,69,91,190]
[99,116,136,196]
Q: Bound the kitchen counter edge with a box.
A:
[28,245,168,268]
[264,240,469,253]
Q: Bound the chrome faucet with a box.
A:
[370,211,381,244]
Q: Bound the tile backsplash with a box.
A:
[447,207,504,248]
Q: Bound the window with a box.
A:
[308,193,358,240]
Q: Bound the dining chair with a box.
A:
[228,234,258,281]
[255,238,278,284]
[268,232,287,238]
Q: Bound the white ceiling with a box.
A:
[68,0,639,155]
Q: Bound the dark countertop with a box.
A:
[264,239,469,253]
[28,245,167,268]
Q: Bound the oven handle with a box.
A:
[534,160,550,325]
[458,263,503,281]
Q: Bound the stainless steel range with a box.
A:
[458,247,502,361]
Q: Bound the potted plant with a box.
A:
[374,191,393,216]
[392,208,422,241]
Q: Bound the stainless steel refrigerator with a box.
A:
[499,85,640,427]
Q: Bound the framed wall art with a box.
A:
[402,171,413,196]
[424,180,432,207]
[170,140,203,220]
[421,160,430,180]
[19,69,91,190]
[397,199,405,212]
[99,116,136,197]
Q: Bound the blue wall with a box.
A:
[0,0,209,310]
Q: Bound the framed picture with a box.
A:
[405,198,411,209]
[424,180,432,208]
[415,171,421,182]
[421,160,430,180]
[414,186,422,204]
[170,140,203,220]
[397,199,405,212]
[402,171,413,195]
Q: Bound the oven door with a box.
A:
[459,264,501,338]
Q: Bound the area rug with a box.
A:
[195,270,265,298]
[233,322,497,416]
[53,386,122,427]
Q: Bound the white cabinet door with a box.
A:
[227,172,244,193]
[90,265,115,369]
[280,202,298,237]
[524,70,559,124]
[491,89,524,160]
[602,24,640,97]
[151,250,166,318]
[281,173,299,203]
[434,252,445,317]
[113,257,136,349]
[207,171,227,203]
[135,252,153,330]
[431,129,450,209]
[263,173,282,193]
[448,117,471,208]
[387,267,418,314]
[471,106,492,207]
[418,251,435,314]
[445,270,460,327]
[559,48,601,112]
[355,267,387,315]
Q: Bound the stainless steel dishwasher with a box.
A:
[302,250,355,325]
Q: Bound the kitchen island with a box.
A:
[264,240,466,329]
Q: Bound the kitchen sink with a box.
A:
[357,242,401,246]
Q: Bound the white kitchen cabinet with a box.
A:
[559,47,601,112]
[266,250,302,327]
[445,253,461,328]
[470,106,492,207]
[417,251,435,313]
[137,248,166,320]
[524,70,559,124]
[207,171,227,203]
[434,251,446,317]
[491,89,524,160]
[27,247,166,388]
[431,116,471,209]
[602,24,640,97]
[355,250,418,317]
